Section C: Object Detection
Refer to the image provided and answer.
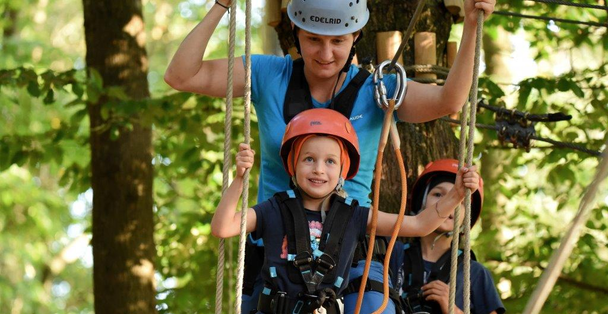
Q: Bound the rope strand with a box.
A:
[494,10,608,28]
[216,2,237,313]
[526,0,608,11]
[234,0,252,312]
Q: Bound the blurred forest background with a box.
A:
[0,0,607,313]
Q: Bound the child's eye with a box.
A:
[304,156,314,162]
[326,159,336,165]
[432,192,443,198]
[332,39,345,44]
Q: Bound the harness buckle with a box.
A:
[293,251,313,267]
[270,291,287,313]
[316,253,336,272]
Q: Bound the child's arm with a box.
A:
[371,166,480,237]
[211,143,257,238]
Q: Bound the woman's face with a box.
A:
[297,29,356,80]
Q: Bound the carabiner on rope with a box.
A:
[373,60,408,110]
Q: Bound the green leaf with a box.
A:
[72,82,84,98]
[27,81,41,97]
[70,108,89,125]
[88,68,103,89]
[43,88,55,104]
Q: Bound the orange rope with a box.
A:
[371,122,407,314]
[354,99,407,314]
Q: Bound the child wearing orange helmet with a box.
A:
[387,159,505,314]
[211,110,481,314]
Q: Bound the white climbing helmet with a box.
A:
[287,0,370,36]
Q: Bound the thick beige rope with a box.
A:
[234,0,252,312]
[215,1,238,313]
[449,11,484,314]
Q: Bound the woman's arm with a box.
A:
[396,0,495,122]
[164,1,246,97]
[210,144,257,238]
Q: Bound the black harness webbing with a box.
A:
[401,240,477,314]
[276,190,355,293]
[283,58,371,124]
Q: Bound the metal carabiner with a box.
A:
[373,60,408,110]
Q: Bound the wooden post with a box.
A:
[414,32,437,81]
[444,0,463,15]
[447,41,458,68]
[456,2,465,23]
[267,0,281,27]
[376,31,403,64]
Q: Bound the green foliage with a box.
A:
[475,60,608,313]
[2,0,607,313]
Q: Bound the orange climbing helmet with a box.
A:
[409,159,484,227]
[280,108,360,180]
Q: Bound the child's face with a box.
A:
[295,136,342,200]
[424,181,465,232]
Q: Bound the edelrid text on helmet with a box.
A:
[287,0,370,36]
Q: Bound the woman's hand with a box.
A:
[464,0,496,23]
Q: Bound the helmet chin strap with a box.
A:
[430,227,463,250]
[291,174,346,224]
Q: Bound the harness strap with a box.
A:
[276,190,316,293]
[283,59,371,123]
[351,236,389,267]
[275,191,356,294]
[258,288,340,314]
[400,240,475,314]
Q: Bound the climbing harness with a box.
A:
[255,191,356,314]
[397,241,471,314]
[283,59,371,124]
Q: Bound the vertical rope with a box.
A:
[215,1,238,313]
[521,136,608,314]
[448,11,484,314]
[448,91,468,314]
[462,13,484,314]
[234,0,252,312]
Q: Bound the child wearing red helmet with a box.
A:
[388,159,505,314]
[211,111,481,314]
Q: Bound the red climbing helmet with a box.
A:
[409,159,484,227]
[280,108,360,180]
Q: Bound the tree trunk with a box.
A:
[82,1,156,313]
[275,0,459,212]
